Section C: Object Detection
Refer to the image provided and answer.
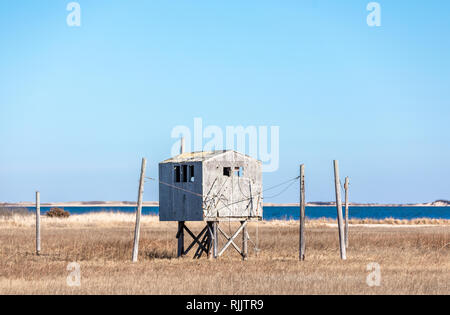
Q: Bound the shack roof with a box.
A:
[160,150,261,164]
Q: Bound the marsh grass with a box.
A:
[0,207,31,218]
[0,213,448,294]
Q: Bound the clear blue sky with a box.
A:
[1,1,449,204]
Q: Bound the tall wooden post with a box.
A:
[333,160,347,260]
[344,177,349,249]
[36,191,41,256]
[242,221,248,261]
[177,221,185,257]
[299,164,306,261]
[132,158,147,263]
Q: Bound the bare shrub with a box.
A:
[46,207,70,218]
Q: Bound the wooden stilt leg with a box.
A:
[242,221,248,261]
[207,222,213,260]
[213,222,218,259]
[177,221,185,258]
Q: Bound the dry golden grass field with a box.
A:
[0,212,449,295]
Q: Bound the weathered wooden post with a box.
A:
[242,221,248,261]
[299,164,306,261]
[132,158,147,263]
[344,177,349,249]
[36,191,41,256]
[333,160,347,260]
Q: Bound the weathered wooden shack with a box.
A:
[158,150,263,259]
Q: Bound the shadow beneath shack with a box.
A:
[144,249,176,260]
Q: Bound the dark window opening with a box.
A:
[235,166,243,177]
[182,165,188,182]
[189,165,195,182]
[223,167,231,177]
[174,166,181,183]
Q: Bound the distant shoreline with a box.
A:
[1,200,449,208]
[263,201,450,207]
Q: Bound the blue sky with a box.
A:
[1,0,449,204]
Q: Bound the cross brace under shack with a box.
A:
[176,221,254,260]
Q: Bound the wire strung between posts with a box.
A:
[263,178,299,200]
[263,176,300,192]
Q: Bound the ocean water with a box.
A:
[22,206,450,220]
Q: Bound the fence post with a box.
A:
[344,177,349,249]
[36,191,41,256]
[333,160,347,260]
[299,164,306,261]
[132,158,147,263]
